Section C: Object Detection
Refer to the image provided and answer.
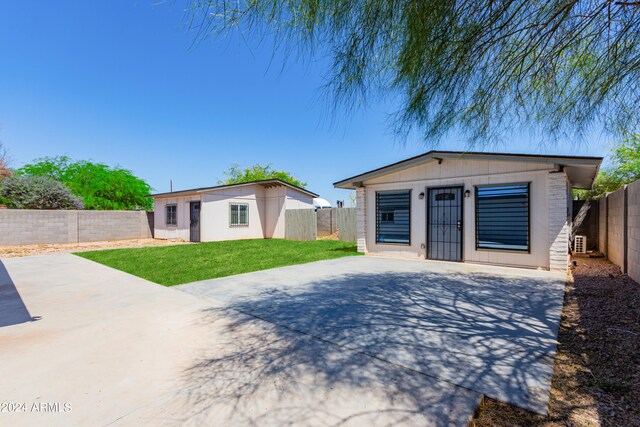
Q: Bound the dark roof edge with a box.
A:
[333,150,603,187]
[150,179,318,198]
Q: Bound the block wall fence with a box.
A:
[598,179,640,284]
[0,209,153,246]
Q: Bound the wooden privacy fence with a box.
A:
[285,208,356,242]
[337,208,356,242]
[285,209,317,241]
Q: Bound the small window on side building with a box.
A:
[230,203,249,226]
[166,204,177,226]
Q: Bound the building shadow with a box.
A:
[179,270,564,424]
[0,260,33,327]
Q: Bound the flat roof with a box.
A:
[150,179,319,198]
[334,150,603,190]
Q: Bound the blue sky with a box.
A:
[0,1,612,204]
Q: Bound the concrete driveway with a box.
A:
[1,254,565,425]
[1,254,486,426]
[179,256,566,415]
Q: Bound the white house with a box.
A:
[151,179,317,242]
[334,151,602,271]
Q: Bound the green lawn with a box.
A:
[75,239,360,286]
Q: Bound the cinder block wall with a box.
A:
[316,208,338,237]
[606,187,626,269]
[356,187,366,253]
[0,210,153,246]
[628,181,640,284]
[598,197,607,255]
[547,172,570,271]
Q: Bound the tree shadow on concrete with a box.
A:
[0,260,33,327]
[473,258,640,426]
[181,270,564,425]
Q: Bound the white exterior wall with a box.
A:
[154,184,314,242]
[285,188,315,210]
[264,186,286,239]
[361,158,568,270]
[154,194,202,241]
[200,185,267,241]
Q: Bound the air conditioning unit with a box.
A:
[574,235,587,254]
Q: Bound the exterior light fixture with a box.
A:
[418,192,425,200]
[464,189,471,198]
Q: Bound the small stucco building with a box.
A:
[151,179,317,242]
[334,151,602,271]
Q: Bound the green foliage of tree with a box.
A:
[189,1,640,143]
[18,156,152,210]
[575,135,640,199]
[610,135,640,184]
[0,175,84,209]
[219,163,307,188]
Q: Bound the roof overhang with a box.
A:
[334,151,603,190]
[150,179,318,198]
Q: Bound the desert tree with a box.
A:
[187,0,640,144]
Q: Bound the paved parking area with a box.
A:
[1,254,488,426]
[180,256,566,415]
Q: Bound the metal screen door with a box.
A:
[189,201,201,242]
[427,186,463,261]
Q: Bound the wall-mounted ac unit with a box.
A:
[574,235,587,254]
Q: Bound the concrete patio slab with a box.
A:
[179,256,567,415]
[0,254,481,426]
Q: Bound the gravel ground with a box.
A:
[0,238,189,258]
[473,256,640,427]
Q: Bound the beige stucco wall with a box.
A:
[154,184,313,242]
[361,158,564,269]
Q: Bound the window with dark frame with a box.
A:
[166,204,177,226]
[376,190,410,244]
[475,183,530,252]
[230,203,249,226]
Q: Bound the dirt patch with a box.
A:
[317,231,339,241]
[472,257,640,426]
[0,238,190,258]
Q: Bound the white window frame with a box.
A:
[166,204,177,226]
[229,202,249,227]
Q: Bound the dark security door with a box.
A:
[427,186,463,261]
[190,201,201,242]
